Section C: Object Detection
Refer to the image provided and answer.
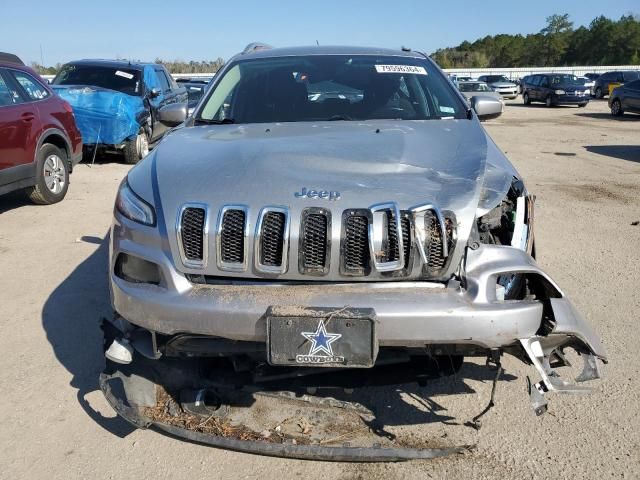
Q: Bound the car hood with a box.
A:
[129,120,513,281]
[490,82,517,88]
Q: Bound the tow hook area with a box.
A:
[520,336,603,416]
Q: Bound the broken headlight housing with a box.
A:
[115,179,156,226]
[476,179,535,300]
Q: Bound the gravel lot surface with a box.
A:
[1,99,638,479]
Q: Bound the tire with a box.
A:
[578,103,587,108]
[545,95,553,108]
[611,99,623,116]
[595,87,603,99]
[523,92,531,105]
[25,144,70,205]
[123,131,149,165]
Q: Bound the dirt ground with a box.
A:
[1,99,639,479]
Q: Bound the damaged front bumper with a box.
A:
[108,227,607,415]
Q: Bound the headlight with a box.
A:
[554,89,566,95]
[115,179,156,226]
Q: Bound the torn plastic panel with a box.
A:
[464,244,607,415]
[52,85,146,145]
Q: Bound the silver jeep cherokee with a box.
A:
[103,45,606,453]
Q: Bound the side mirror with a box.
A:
[148,88,161,99]
[470,95,503,121]
[158,103,187,127]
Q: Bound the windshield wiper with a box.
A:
[327,115,353,121]
[195,118,236,125]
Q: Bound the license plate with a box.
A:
[266,307,378,368]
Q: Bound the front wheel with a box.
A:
[25,144,69,205]
[123,131,149,165]
[523,92,531,105]
[610,99,623,116]
[595,87,603,99]
[545,95,553,108]
[578,103,587,108]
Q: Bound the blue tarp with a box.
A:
[52,85,145,145]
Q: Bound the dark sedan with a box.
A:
[609,79,640,116]
[522,74,589,107]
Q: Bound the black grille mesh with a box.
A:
[220,209,245,264]
[401,215,411,269]
[301,213,328,271]
[385,211,401,263]
[343,215,369,274]
[260,212,286,266]
[180,207,205,261]
[427,216,454,270]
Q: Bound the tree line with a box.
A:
[30,58,226,76]
[431,14,640,68]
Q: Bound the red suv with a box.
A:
[0,53,82,204]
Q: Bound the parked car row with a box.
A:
[1,52,206,205]
[51,59,188,164]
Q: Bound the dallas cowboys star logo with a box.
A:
[301,321,342,356]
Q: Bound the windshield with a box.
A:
[53,65,142,95]
[485,75,510,83]
[458,82,492,92]
[198,55,466,123]
[550,74,582,86]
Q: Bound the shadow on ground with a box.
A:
[584,145,640,163]
[575,112,640,121]
[42,233,136,438]
[506,103,583,109]
[0,191,32,215]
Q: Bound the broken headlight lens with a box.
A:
[115,179,156,226]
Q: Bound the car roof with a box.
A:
[0,58,42,77]
[62,59,156,70]
[0,52,24,66]
[235,45,426,60]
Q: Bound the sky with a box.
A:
[1,0,638,66]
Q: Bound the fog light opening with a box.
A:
[115,253,161,285]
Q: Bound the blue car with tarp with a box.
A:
[51,60,187,164]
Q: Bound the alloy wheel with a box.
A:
[43,154,66,194]
[611,100,621,116]
[138,133,149,159]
